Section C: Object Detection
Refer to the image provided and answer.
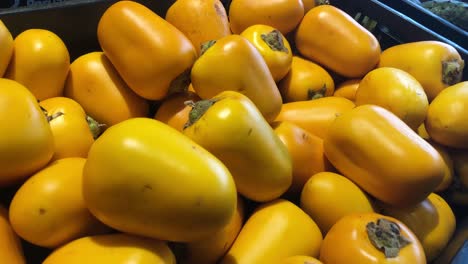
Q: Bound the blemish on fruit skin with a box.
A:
[247,128,252,136]
[39,208,46,215]
[142,184,153,192]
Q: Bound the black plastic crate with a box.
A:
[0,0,176,60]
[0,0,76,9]
[377,0,467,50]
[0,0,466,79]
[329,0,468,80]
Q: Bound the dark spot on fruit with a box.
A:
[39,208,46,215]
[247,128,252,136]
[302,133,308,140]
[142,184,153,192]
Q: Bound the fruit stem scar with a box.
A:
[183,98,219,129]
[261,29,289,53]
[366,218,411,258]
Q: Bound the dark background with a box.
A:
[0,0,71,9]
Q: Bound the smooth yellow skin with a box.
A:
[9,158,110,249]
[320,213,426,264]
[5,29,70,101]
[323,104,445,207]
[302,0,317,12]
[165,0,231,56]
[0,78,54,186]
[295,5,380,78]
[274,96,356,139]
[355,67,429,131]
[429,141,454,192]
[272,121,332,196]
[183,91,293,202]
[83,118,237,242]
[425,81,468,149]
[333,78,360,101]
[240,24,292,82]
[0,20,13,77]
[0,206,25,264]
[43,233,176,264]
[300,172,375,235]
[379,193,456,262]
[183,195,245,264]
[40,97,94,162]
[378,41,464,101]
[281,255,323,264]
[97,0,196,100]
[64,51,148,126]
[229,0,305,35]
[418,123,431,140]
[191,34,283,122]
[220,199,323,264]
[278,56,335,102]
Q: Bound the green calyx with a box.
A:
[442,59,464,86]
[307,85,327,100]
[366,218,412,258]
[200,40,217,56]
[183,99,218,129]
[261,29,289,53]
[86,115,106,139]
[39,100,105,140]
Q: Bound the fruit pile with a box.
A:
[0,0,466,263]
